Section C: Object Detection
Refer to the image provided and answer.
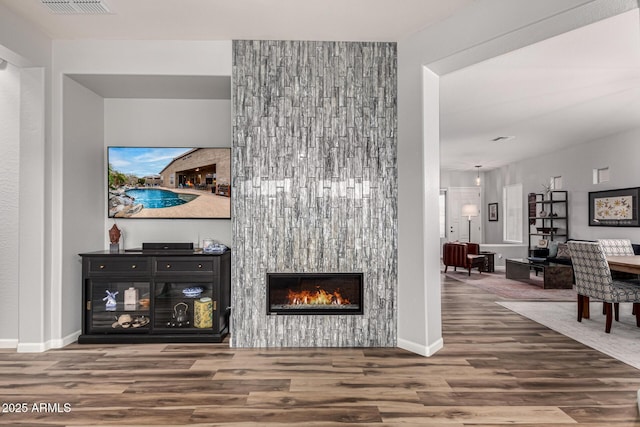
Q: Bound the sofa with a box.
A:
[533,239,640,266]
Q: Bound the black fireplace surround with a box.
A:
[266,273,364,315]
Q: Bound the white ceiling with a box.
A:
[2,1,639,172]
[440,9,640,171]
[0,0,473,41]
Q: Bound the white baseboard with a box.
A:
[16,330,81,353]
[0,339,18,349]
[17,342,48,353]
[397,337,444,357]
[54,330,81,348]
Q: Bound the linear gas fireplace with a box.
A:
[267,273,363,315]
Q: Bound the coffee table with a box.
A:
[505,258,573,289]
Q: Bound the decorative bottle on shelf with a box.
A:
[124,287,138,310]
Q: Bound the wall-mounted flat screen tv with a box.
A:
[107,147,231,219]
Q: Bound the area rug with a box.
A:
[443,270,576,301]
[499,301,640,370]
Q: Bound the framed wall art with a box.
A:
[589,187,640,227]
[488,202,499,221]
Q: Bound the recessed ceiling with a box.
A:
[440,8,640,171]
[67,74,231,99]
[0,0,474,41]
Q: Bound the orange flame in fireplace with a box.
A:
[287,287,351,306]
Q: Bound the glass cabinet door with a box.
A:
[88,281,151,333]
[154,281,215,332]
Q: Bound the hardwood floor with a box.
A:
[1,275,639,425]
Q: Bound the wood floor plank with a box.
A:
[288,376,454,392]
[245,390,421,406]
[0,393,247,408]
[123,379,291,394]
[378,404,576,424]
[0,408,196,425]
[0,275,638,425]
[0,381,130,395]
[189,406,382,424]
[417,390,638,406]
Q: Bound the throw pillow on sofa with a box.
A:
[548,240,559,258]
[556,242,571,259]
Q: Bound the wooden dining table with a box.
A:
[607,255,640,274]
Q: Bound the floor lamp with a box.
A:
[461,204,479,242]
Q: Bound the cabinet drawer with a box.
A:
[155,258,215,275]
[87,258,149,276]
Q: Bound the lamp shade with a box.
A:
[461,204,478,218]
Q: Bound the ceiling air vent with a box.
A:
[40,0,112,14]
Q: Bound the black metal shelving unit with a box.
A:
[528,190,569,255]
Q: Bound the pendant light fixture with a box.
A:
[475,165,482,186]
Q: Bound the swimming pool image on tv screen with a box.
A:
[124,188,197,209]
[107,147,231,219]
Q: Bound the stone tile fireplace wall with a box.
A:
[231,40,397,347]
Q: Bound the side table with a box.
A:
[479,251,495,273]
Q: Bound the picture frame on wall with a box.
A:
[589,187,640,227]
[488,202,499,221]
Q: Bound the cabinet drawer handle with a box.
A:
[131,264,137,269]
[166,264,171,269]
[198,264,202,268]
[99,265,105,269]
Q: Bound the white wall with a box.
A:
[0,2,52,351]
[397,0,634,356]
[482,168,504,244]
[441,170,483,189]
[50,40,232,344]
[487,127,640,245]
[0,3,51,69]
[0,61,20,346]
[448,166,521,246]
[61,76,105,340]
[18,67,47,351]
[104,98,232,248]
[441,170,487,243]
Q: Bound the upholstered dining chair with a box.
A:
[598,239,635,256]
[568,241,640,333]
[598,239,638,314]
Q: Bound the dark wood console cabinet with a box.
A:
[78,250,230,344]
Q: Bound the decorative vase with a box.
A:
[194,297,213,329]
